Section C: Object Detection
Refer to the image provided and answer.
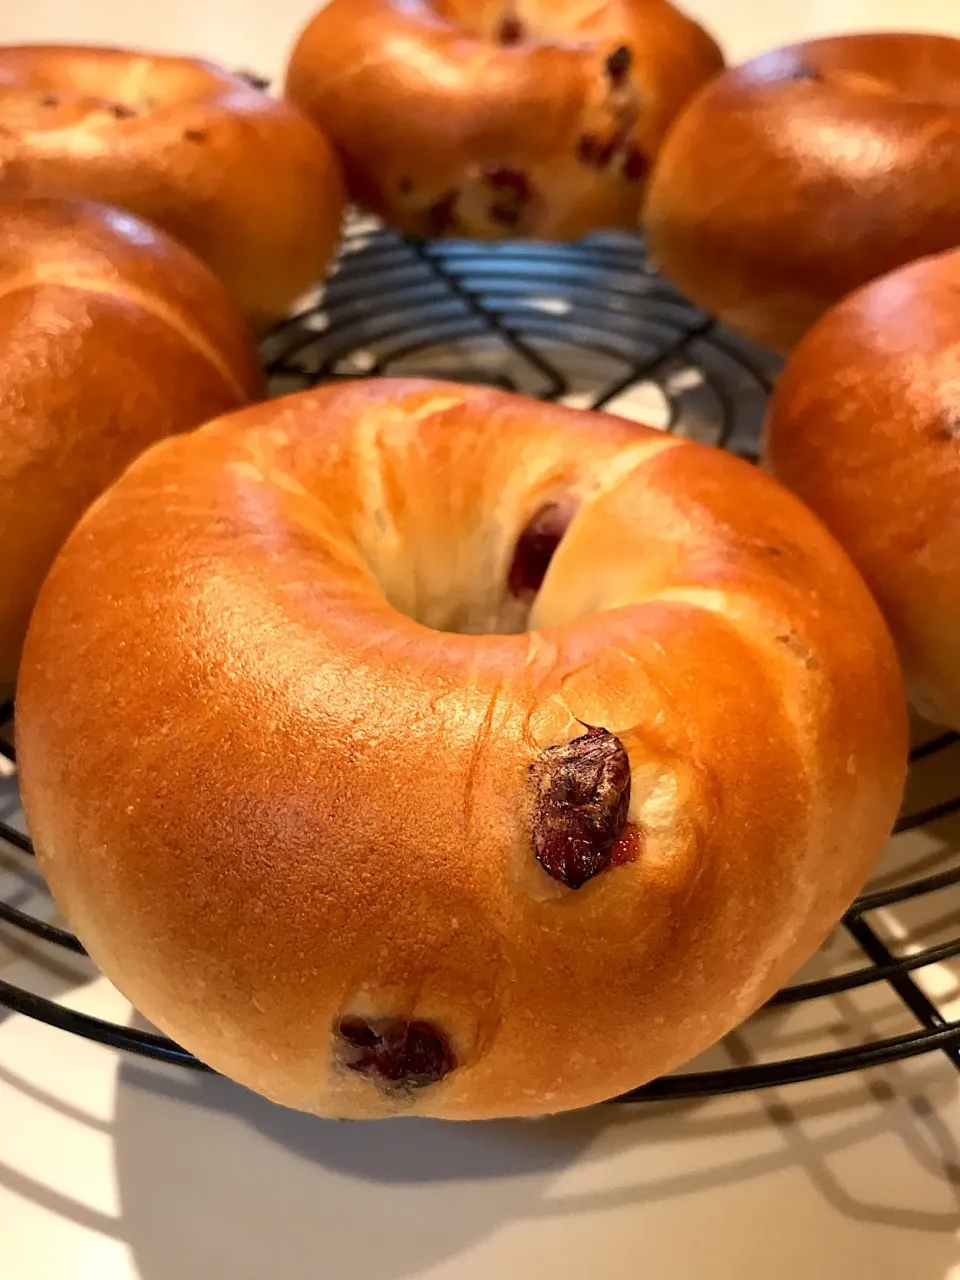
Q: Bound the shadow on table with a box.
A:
[105,1005,960,1280]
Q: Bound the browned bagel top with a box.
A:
[16,378,906,1118]
[644,32,960,353]
[0,46,346,326]
[286,0,723,239]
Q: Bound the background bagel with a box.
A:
[0,45,345,326]
[17,378,906,1119]
[764,247,960,730]
[285,0,723,239]
[0,195,263,687]
[644,32,960,353]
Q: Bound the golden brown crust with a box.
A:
[644,32,960,354]
[0,196,263,685]
[17,378,906,1119]
[285,0,722,239]
[764,248,960,728]
[0,46,345,325]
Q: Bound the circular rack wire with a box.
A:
[2,216,960,1103]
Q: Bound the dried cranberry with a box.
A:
[484,167,533,231]
[497,14,525,46]
[508,502,570,596]
[605,45,632,85]
[486,167,532,202]
[609,823,642,867]
[576,133,603,167]
[336,1016,454,1090]
[531,726,632,889]
[622,146,648,183]
[424,188,460,236]
[489,204,522,228]
[577,132,619,170]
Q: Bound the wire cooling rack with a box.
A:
[1,217,960,1103]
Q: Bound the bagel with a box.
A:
[17,378,906,1119]
[0,46,345,326]
[285,0,723,239]
[765,248,960,729]
[645,33,960,354]
[0,196,263,687]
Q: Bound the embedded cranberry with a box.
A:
[605,45,632,85]
[424,188,460,236]
[609,823,642,867]
[508,502,570,596]
[531,726,632,889]
[489,204,522,227]
[576,133,603,167]
[622,146,648,183]
[336,1016,455,1089]
[498,14,525,46]
[486,167,532,202]
[485,167,534,231]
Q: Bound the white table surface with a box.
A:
[3,3,960,1278]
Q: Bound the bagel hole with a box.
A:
[508,501,573,602]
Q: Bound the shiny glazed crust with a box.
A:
[645,33,960,354]
[17,378,906,1119]
[0,196,263,686]
[764,249,960,729]
[0,46,345,325]
[285,0,723,239]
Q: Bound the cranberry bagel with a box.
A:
[645,33,960,353]
[0,46,344,325]
[0,196,263,687]
[17,379,906,1119]
[286,0,723,239]
[765,248,960,729]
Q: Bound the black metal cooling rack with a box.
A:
[1,218,960,1102]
